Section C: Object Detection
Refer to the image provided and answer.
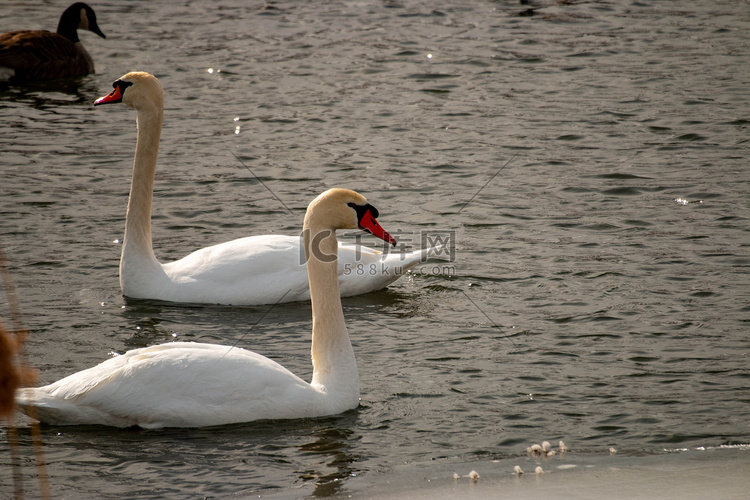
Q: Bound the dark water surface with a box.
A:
[1,0,749,497]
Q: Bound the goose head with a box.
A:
[57,3,106,42]
[304,188,397,246]
[94,72,164,112]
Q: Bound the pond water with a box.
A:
[1,0,749,498]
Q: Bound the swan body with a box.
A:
[16,188,396,428]
[0,3,106,81]
[142,234,424,305]
[95,71,429,305]
[16,342,335,428]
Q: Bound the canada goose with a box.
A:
[0,3,106,81]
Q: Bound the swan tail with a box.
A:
[393,240,451,269]
[15,388,135,427]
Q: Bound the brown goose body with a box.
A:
[0,3,106,81]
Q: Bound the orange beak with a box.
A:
[94,86,123,106]
[359,208,397,247]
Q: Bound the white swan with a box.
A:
[16,188,395,428]
[94,72,430,305]
[0,3,106,81]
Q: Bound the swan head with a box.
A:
[304,189,397,246]
[94,72,164,111]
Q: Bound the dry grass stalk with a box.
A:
[1,243,50,499]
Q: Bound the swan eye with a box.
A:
[347,202,379,221]
[114,80,133,93]
[366,204,379,218]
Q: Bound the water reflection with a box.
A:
[298,421,361,497]
[13,413,365,498]
[118,298,174,350]
[0,77,102,109]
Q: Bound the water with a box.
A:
[1,0,749,497]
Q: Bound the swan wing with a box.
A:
[336,242,437,296]
[159,235,310,304]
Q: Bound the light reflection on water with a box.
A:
[1,0,749,497]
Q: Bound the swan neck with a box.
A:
[122,104,163,269]
[304,221,357,391]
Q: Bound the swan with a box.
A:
[15,188,396,428]
[94,71,433,305]
[0,3,106,81]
